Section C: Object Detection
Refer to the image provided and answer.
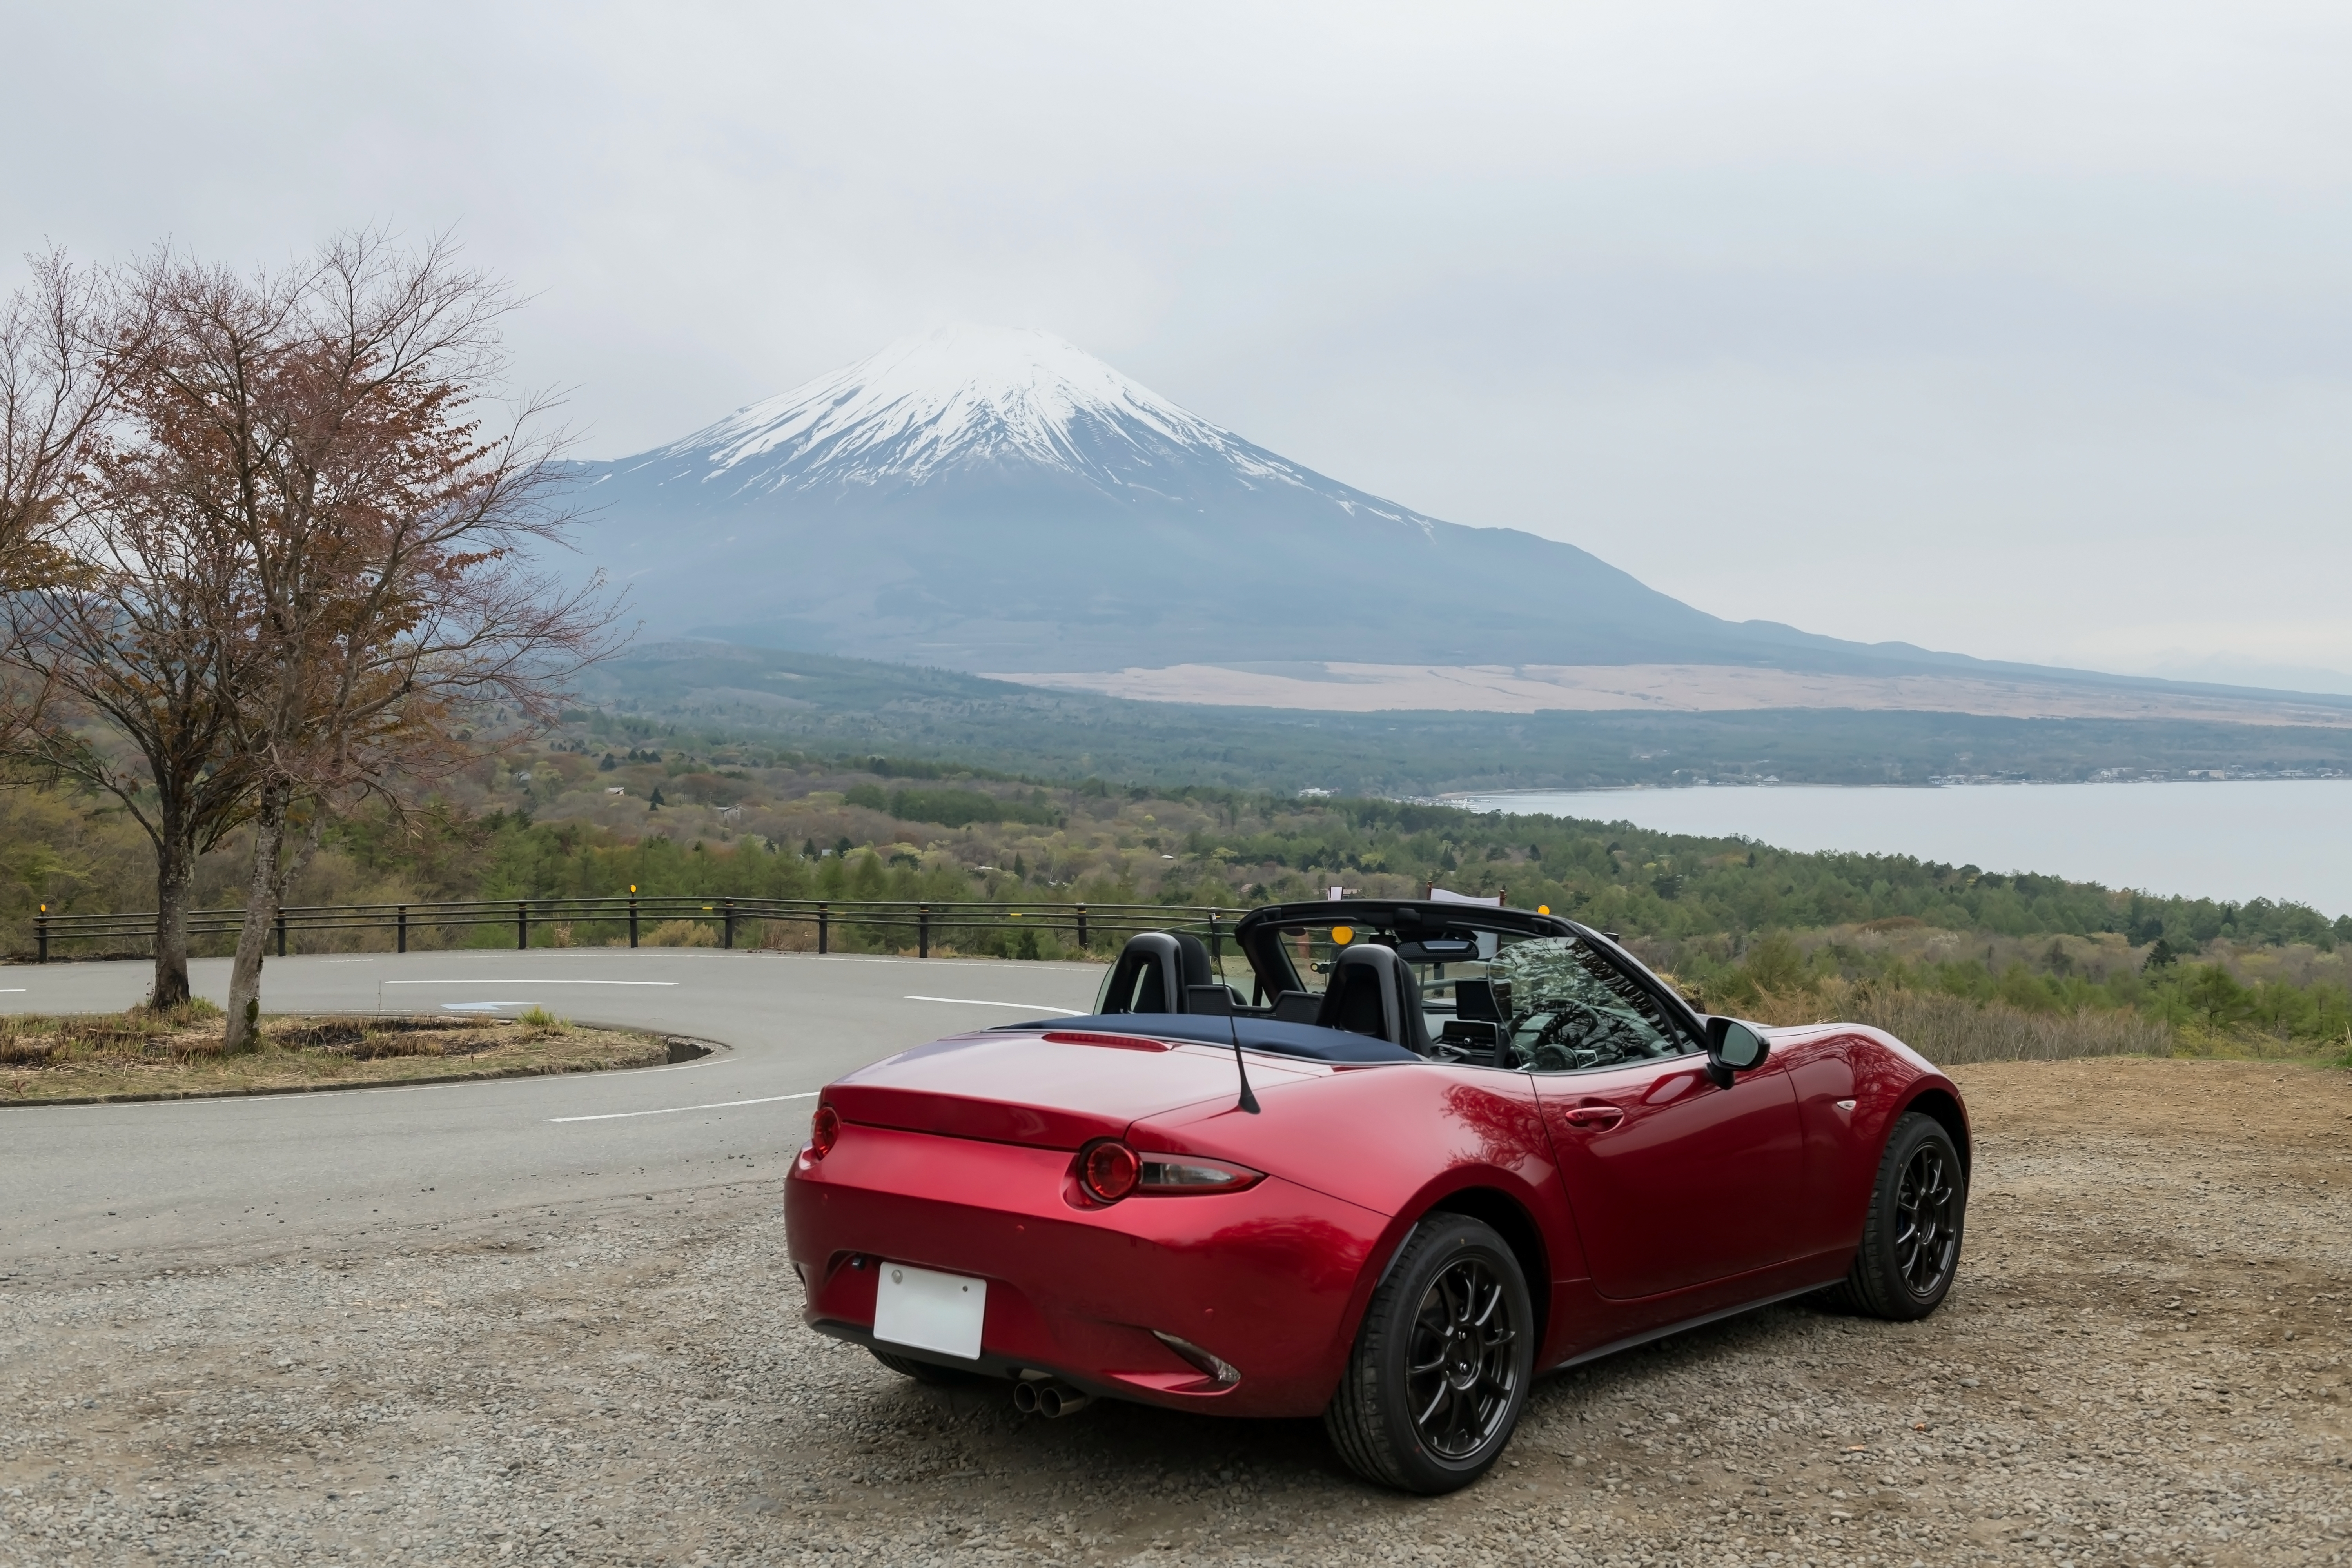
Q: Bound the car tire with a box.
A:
[1826,1111,1966,1321]
[869,1348,987,1386]
[1324,1213,1535,1494]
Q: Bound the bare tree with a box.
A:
[0,249,150,744]
[0,461,262,1006]
[114,233,615,1051]
[5,236,613,1021]
[0,250,246,1006]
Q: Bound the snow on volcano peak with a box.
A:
[642,325,1314,497]
[567,326,1782,671]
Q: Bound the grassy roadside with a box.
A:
[1733,979,2352,1067]
[0,1001,671,1104]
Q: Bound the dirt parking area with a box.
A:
[2,1057,2347,1567]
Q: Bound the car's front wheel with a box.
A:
[1325,1213,1534,1494]
[1827,1111,1966,1320]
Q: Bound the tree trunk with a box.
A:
[150,825,194,1011]
[221,779,291,1054]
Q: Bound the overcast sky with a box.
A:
[10,2,2352,688]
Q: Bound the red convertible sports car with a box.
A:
[785,899,1969,1493]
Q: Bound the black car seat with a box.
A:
[1314,945,1432,1055]
[1100,931,1215,1014]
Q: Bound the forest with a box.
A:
[568,639,2352,796]
[8,715,2348,1063]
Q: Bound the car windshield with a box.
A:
[1484,937,1695,1071]
[1249,917,1697,1071]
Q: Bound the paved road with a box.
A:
[0,949,1103,1275]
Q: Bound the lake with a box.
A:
[1454,780,2352,917]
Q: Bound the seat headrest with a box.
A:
[1314,944,1431,1054]
[1169,931,1214,989]
[1100,929,1218,1014]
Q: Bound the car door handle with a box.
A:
[1562,1104,1624,1129]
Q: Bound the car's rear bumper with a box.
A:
[784,1122,1388,1417]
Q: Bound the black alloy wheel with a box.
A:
[1894,1140,1960,1296]
[1325,1214,1535,1493]
[1406,1256,1520,1459]
[1826,1111,1967,1321]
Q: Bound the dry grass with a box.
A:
[641,918,719,947]
[0,1004,664,1103]
[754,918,821,953]
[1739,980,2340,1065]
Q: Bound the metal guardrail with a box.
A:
[25,896,1243,965]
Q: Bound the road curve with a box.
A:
[0,948,1103,1276]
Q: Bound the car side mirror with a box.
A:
[1703,1017,1769,1089]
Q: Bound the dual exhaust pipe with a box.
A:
[1011,1375,1089,1419]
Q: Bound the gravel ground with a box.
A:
[2,1056,2347,1567]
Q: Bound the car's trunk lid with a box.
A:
[826,1028,1323,1149]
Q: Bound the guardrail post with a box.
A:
[723,899,735,949]
[517,899,529,951]
[34,905,46,964]
[918,903,930,960]
[628,891,639,948]
[1075,902,1087,952]
[817,902,828,955]
[1208,907,1223,969]
[275,910,287,957]
[397,905,408,953]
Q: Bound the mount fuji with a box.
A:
[568,325,1914,675]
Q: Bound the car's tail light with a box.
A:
[808,1103,840,1160]
[1077,1140,1261,1203]
[1079,1139,1140,1202]
[1043,1029,1176,1053]
[1138,1157,1263,1194]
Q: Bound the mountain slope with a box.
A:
[564,328,2336,709]
[574,639,2352,795]
[570,326,1862,672]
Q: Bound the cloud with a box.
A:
[8,0,2350,676]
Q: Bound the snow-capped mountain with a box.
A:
[595,325,1466,541]
[567,327,1889,673]
[647,326,1368,505]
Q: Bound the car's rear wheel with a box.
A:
[1325,1213,1534,1494]
[870,1348,988,1386]
[1826,1111,1966,1320]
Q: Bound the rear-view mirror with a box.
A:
[1395,937,1481,962]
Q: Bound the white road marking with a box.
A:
[0,988,25,993]
[52,1048,735,1112]
[381,979,680,986]
[440,1002,523,1012]
[773,952,1100,970]
[904,995,1083,1013]
[549,1091,818,1123]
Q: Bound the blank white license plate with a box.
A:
[872,1263,986,1360]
